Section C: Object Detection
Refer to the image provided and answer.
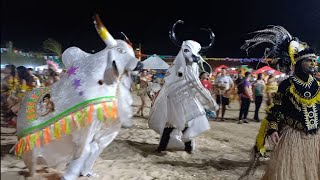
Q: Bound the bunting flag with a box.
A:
[2,47,275,65]
[1,48,60,59]
[139,54,273,63]
[15,100,118,158]
[1,47,65,69]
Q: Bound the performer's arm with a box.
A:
[265,80,289,135]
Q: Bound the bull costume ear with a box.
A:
[102,51,120,85]
[103,63,118,85]
[93,14,117,48]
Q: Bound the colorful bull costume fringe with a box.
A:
[239,26,320,180]
[15,14,143,180]
[148,20,219,153]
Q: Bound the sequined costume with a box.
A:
[14,15,143,180]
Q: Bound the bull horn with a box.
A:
[120,32,133,46]
[93,14,117,47]
[200,28,215,52]
[169,20,184,47]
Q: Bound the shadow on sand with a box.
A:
[124,140,160,158]
[1,143,16,157]
[156,158,268,171]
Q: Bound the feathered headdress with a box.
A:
[241,25,317,72]
[47,60,59,72]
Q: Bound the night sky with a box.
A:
[1,0,319,58]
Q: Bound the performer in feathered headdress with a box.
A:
[45,60,60,86]
[239,26,319,180]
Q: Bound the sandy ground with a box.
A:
[1,93,269,180]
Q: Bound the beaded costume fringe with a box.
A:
[289,84,320,106]
[15,101,117,157]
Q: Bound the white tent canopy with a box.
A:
[35,65,63,73]
[142,54,170,69]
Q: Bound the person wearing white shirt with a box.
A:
[214,68,234,121]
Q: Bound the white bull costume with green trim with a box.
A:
[14,15,143,180]
[148,20,219,151]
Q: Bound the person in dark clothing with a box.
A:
[156,126,193,154]
[238,72,254,124]
[235,73,244,105]
[252,73,265,122]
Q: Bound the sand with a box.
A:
[1,93,268,180]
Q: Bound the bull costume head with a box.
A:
[169,20,214,74]
[14,14,142,180]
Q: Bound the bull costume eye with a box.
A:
[98,80,104,85]
[117,48,126,54]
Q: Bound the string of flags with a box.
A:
[142,54,273,63]
[0,48,60,60]
[1,47,274,65]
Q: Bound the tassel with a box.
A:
[75,110,84,127]
[25,135,30,152]
[71,113,76,125]
[54,121,61,140]
[18,139,24,156]
[29,133,36,150]
[43,127,51,144]
[113,100,118,119]
[35,132,41,148]
[65,116,71,135]
[80,109,88,127]
[71,113,80,129]
[61,118,66,134]
[102,102,109,119]
[97,106,104,121]
[50,124,55,140]
[87,105,94,124]
[75,111,81,124]
[15,139,21,155]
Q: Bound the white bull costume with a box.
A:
[148,20,219,153]
[14,15,143,180]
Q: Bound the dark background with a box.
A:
[1,0,319,57]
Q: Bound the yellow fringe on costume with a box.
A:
[262,126,320,180]
[289,84,320,106]
[255,118,269,156]
[15,101,118,157]
[255,104,274,156]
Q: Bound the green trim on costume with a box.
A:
[18,96,115,138]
